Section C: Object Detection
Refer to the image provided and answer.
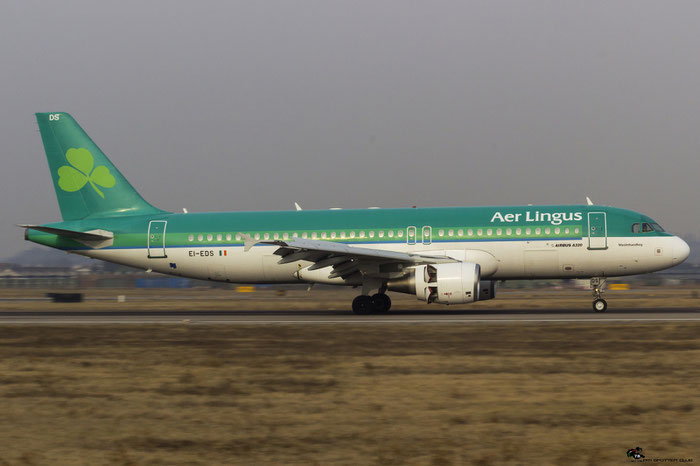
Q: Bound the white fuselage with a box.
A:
[79,235,684,284]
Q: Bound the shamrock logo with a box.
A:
[57,148,116,198]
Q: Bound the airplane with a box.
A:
[21,112,690,314]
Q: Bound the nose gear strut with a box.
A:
[591,277,607,312]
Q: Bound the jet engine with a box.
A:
[478,280,496,301]
[388,263,481,304]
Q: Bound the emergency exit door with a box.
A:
[422,226,432,245]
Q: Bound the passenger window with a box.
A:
[226,234,232,241]
[235,233,241,241]
[283,233,289,240]
[198,234,203,242]
[458,229,464,236]
[388,231,394,238]
[312,232,317,239]
[378,231,384,238]
[188,234,194,242]
[467,229,473,236]
[642,223,654,233]
[631,223,641,233]
[448,229,454,237]
[207,234,213,241]
[273,233,279,240]
[369,231,375,238]
[438,229,445,237]
[359,231,365,238]
[397,230,403,238]
[350,231,356,238]
[264,233,270,240]
[217,234,222,241]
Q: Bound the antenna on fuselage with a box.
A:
[294,202,303,211]
[586,197,594,206]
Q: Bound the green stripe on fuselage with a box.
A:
[25,205,671,251]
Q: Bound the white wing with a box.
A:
[242,235,456,279]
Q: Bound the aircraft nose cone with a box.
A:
[672,237,690,265]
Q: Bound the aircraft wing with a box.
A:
[243,235,457,279]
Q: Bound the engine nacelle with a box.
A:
[477,280,496,301]
[415,263,481,304]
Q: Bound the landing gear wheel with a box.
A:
[593,299,607,313]
[352,295,373,315]
[371,293,391,313]
[590,277,608,313]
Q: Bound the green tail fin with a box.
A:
[35,112,166,220]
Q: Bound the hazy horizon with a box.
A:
[2,1,699,257]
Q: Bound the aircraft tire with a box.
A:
[371,293,391,313]
[352,295,373,315]
[593,298,607,312]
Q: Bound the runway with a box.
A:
[1,308,700,324]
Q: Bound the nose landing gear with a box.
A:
[591,277,607,312]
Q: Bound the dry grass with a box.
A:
[0,323,698,465]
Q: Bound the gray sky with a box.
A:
[2,1,699,256]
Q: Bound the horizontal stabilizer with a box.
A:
[18,224,113,242]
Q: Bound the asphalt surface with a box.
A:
[1,308,699,324]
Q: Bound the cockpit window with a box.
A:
[631,223,641,233]
[651,223,665,232]
[642,223,654,232]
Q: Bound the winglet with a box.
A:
[240,233,257,252]
[586,196,594,206]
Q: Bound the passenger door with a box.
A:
[147,220,167,258]
[587,212,607,250]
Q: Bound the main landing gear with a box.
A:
[591,277,607,312]
[352,293,392,315]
